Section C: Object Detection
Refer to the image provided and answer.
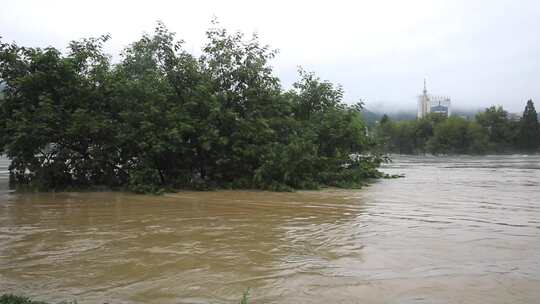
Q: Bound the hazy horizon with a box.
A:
[1,0,539,113]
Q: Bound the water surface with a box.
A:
[0,155,539,303]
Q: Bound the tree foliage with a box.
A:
[517,99,540,151]
[0,23,383,192]
[375,101,539,155]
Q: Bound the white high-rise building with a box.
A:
[417,79,451,119]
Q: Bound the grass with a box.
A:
[239,288,250,304]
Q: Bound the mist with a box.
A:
[1,0,539,113]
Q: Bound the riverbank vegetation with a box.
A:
[0,295,53,304]
[0,22,384,193]
[0,293,249,304]
[374,100,540,154]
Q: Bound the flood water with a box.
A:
[1,155,539,303]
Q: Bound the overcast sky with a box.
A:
[1,0,539,113]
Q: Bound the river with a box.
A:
[0,155,539,303]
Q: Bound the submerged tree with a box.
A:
[0,35,119,189]
[0,23,384,193]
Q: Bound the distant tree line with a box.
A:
[375,100,540,154]
[0,22,384,193]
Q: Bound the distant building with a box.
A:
[417,79,451,118]
[508,113,521,122]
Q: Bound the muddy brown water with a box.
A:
[0,155,539,303]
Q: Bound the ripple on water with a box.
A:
[0,155,540,303]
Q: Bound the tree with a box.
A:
[426,117,470,154]
[113,22,210,191]
[517,99,540,151]
[255,70,380,190]
[413,115,437,153]
[475,106,514,152]
[203,23,286,186]
[379,114,390,125]
[372,105,534,155]
[0,22,384,192]
[466,122,490,154]
[0,35,120,189]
